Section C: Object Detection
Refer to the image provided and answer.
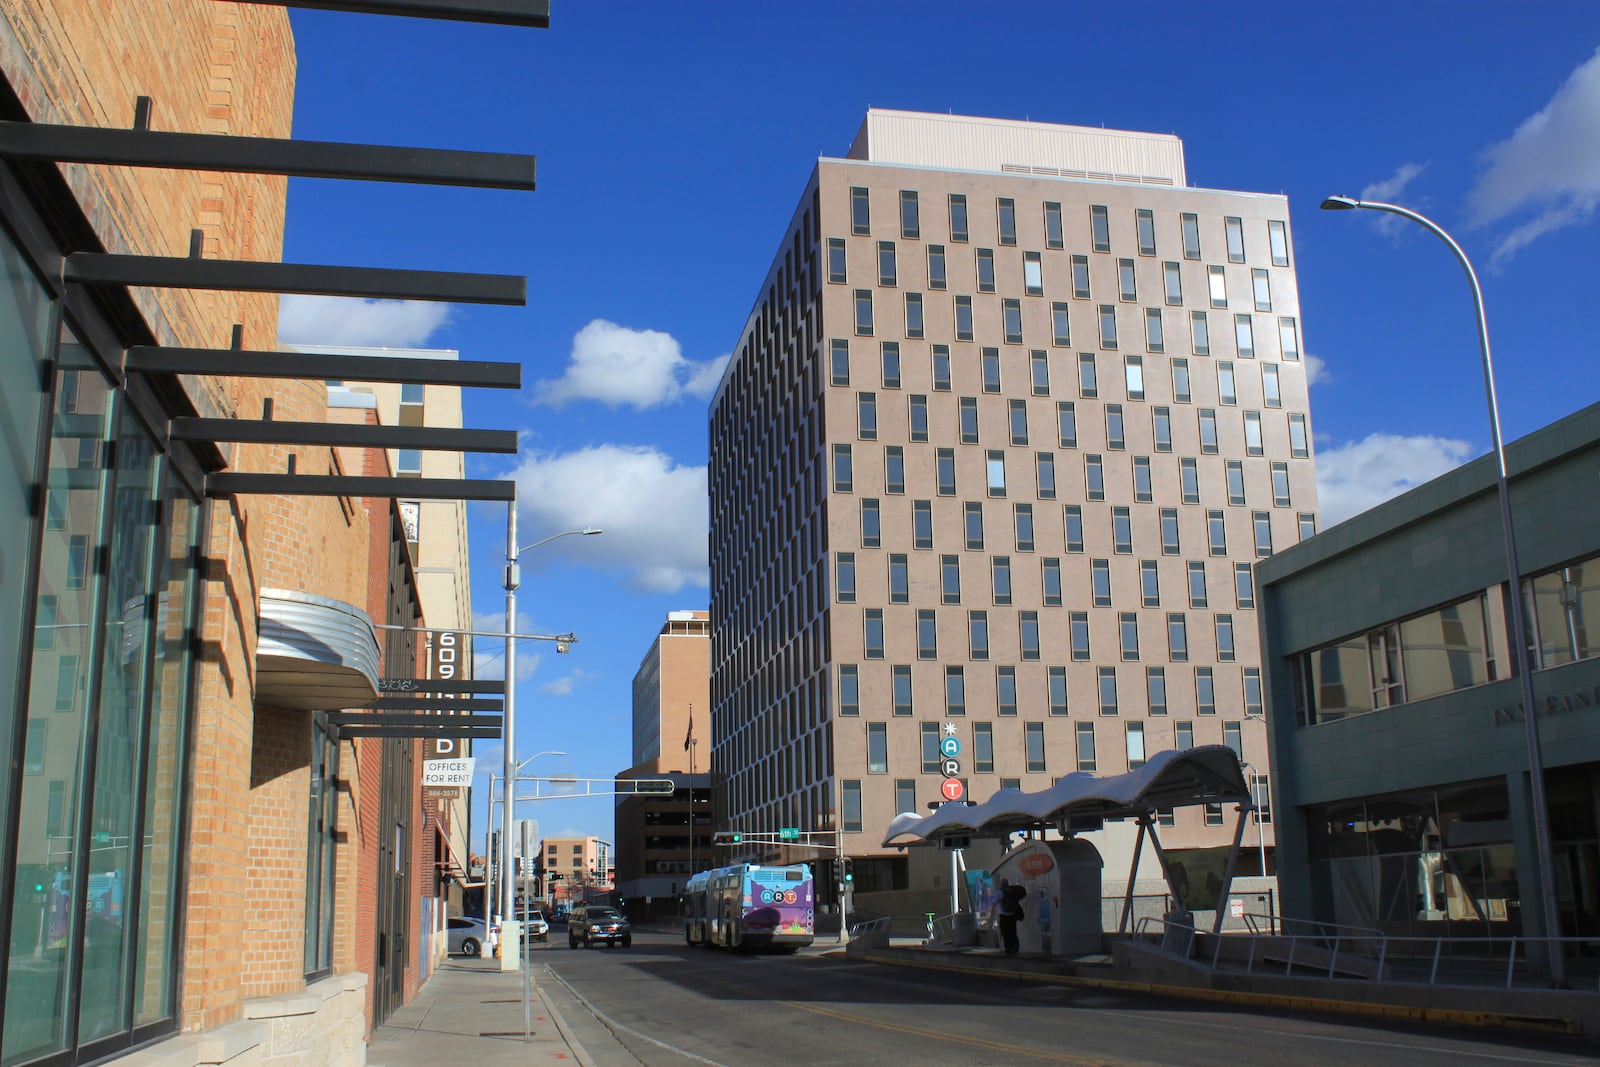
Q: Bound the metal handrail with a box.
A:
[926,912,963,945]
[848,916,891,940]
[1133,915,1200,962]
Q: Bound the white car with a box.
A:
[446,915,487,956]
[490,910,550,951]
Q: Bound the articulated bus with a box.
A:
[683,863,814,951]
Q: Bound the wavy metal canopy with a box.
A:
[882,746,1251,848]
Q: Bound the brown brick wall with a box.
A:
[243,708,313,997]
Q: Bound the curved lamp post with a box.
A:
[487,748,565,936]
[499,508,600,971]
[1321,195,1563,984]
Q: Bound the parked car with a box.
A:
[446,915,487,957]
[568,905,631,949]
[525,909,550,941]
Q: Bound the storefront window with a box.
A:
[1527,553,1598,668]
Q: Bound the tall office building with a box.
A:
[709,111,1316,897]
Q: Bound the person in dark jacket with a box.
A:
[993,879,1024,954]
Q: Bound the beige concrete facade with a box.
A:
[710,112,1315,894]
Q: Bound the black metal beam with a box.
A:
[335,726,502,739]
[378,678,506,695]
[0,121,535,191]
[205,473,515,500]
[126,346,521,389]
[356,697,505,712]
[236,0,550,27]
[64,253,525,305]
[170,418,518,454]
[327,712,502,727]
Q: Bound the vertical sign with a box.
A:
[429,631,463,760]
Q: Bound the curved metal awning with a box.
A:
[256,587,381,711]
[882,746,1251,848]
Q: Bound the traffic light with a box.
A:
[713,831,743,845]
[548,872,563,882]
[831,858,844,881]
[842,858,854,884]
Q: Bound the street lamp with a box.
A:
[1320,194,1563,984]
[486,749,566,937]
[500,498,600,971]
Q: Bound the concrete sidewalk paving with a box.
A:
[365,957,589,1067]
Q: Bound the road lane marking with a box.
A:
[542,964,731,1067]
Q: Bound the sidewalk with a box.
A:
[365,956,589,1067]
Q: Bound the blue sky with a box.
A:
[275,2,1600,846]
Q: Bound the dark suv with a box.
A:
[568,905,632,949]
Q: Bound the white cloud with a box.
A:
[1466,45,1600,266]
[539,667,592,697]
[534,319,728,410]
[1314,432,1477,528]
[1304,353,1328,387]
[1358,162,1428,238]
[471,608,541,682]
[278,295,453,347]
[512,444,708,593]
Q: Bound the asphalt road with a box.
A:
[532,931,1600,1067]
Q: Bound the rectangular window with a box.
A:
[1145,308,1165,353]
[1162,264,1184,314]
[1268,219,1290,266]
[1036,452,1057,500]
[879,240,898,286]
[948,193,969,242]
[1161,507,1180,555]
[854,288,874,335]
[1026,722,1047,773]
[1120,611,1140,661]
[1135,208,1157,256]
[1225,216,1245,263]
[1168,612,1189,661]
[991,555,1012,605]
[1052,302,1071,347]
[959,396,979,444]
[1014,503,1035,552]
[1191,310,1210,356]
[928,244,948,290]
[1112,506,1133,554]
[889,553,909,604]
[976,247,996,293]
[1187,560,1208,608]
[881,341,901,387]
[955,295,974,341]
[895,779,917,815]
[974,723,994,773]
[1298,511,1317,540]
[1147,666,1168,716]
[1064,505,1085,553]
[1262,362,1281,409]
[1289,413,1309,458]
[982,347,1002,393]
[857,391,877,439]
[1181,212,1201,260]
[843,781,863,832]
[1180,458,1200,505]
[969,610,990,660]
[828,237,847,283]
[1133,456,1153,502]
[1118,258,1137,302]
[836,552,856,603]
[946,665,967,716]
[1217,361,1237,405]
[1098,666,1119,716]
[1244,667,1264,718]
[1044,201,1065,250]
[1252,268,1272,313]
[908,394,929,442]
[901,189,920,239]
[964,501,984,550]
[1091,204,1111,252]
[1024,251,1044,297]
[1199,408,1218,454]
[1085,454,1105,501]
[1172,358,1191,403]
[886,445,906,494]
[1252,771,1272,824]
[1176,720,1194,751]
[1072,255,1091,299]
[1235,314,1255,358]
[839,664,860,716]
[1208,509,1227,555]
[937,448,956,496]
[1153,406,1172,452]
[1254,510,1274,557]
[905,292,925,338]
[868,722,888,774]
[1042,557,1063,606]
[1092,558,1112,607]
[1244,410,1264,456]
[931,345,951,390]
[1216,613,1236,662]
[1030,350,1051,395]
[864,609,884,658]
[1208,265,1228,308]
[1057,401,1078,448]
[1126,722,1147,769]
[1098,305,1118,349]
[1197,667,1217,716]
[941,554,962,604]
[1002,298,1023,344]
[1278,316,1300,361]
[1226,459,1246,506]
[921,723,941,771]
[831,337,850,386]
[1105,404,1125,450]
[997,197,1017,245]
[987,450,1007,497]
[1078,353,1098,398]
[1070,611,1090,661]
[917,609,938,660]
[1020,611,1041,660]
[997,665,1018,716]
[913,499,933,549]
[1049,666,1069,716]
[851,186,871,235]
[833,443,853,492]
[1235,563,1256,608]
[1141,558,1161,606]
[1076,722,1097,771]
[1125,355,1145,401]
